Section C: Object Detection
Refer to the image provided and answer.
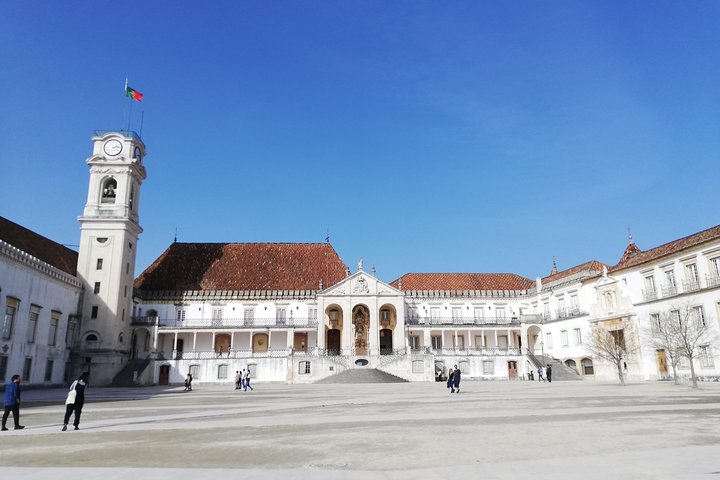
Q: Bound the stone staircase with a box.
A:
[109,358,151,387]
[315,368,408,384]
[532,354,582,381]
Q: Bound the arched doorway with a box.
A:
[214,334,231,355]
[352,305,369,355]
[379,329,393,354]
[252,333,268,353]
[327,329,340,355]
[565,359,577,373]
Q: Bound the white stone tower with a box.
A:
[76,131,147,384]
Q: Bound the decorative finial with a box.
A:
[371,265,376,277]
[174,227,178,243]
[628,228,634,244]
[549,257,559,275]
[325,229,330,243]
[345,266,351,277]
[358,258,364,272]
[319,278,323,290]
[398,278,403,290]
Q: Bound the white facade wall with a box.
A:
[0,241,81,386]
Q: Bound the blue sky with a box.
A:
[2,2,719,282]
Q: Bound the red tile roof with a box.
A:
[134,242,348,291]
[612,224,720,271]
[391,273,534,291]
[0,216,78,276]
[541,260,608,284]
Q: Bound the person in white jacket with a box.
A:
[62,372,89,431]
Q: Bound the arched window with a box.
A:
[581,358,594,375]
[102,179,117,203]
[129,184,135,212]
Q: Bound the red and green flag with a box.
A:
[126,85,143,102]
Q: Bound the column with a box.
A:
[423,330,432,349]
[192,332,197,351]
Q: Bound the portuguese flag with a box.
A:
[126,85,143,102]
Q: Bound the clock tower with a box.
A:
[75,131,147,384]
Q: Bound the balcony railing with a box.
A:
[411,346,522,356]
[405,316,519,326]
[682,279,701,293]
[641,289,658,302]
[142,317,319,329]
[660,284,678,297]
[555,307,584,320]
[707,274,720,289]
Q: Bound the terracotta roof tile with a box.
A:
[612,224,720,272]
[0,216,78,276]
[134,242,347,291]
[390,273,534,291]
[541,260,608,284]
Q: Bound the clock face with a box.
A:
[103,139,123,156]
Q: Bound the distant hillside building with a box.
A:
[1,131,719,386]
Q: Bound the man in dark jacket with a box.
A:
[2,374,24,430]
[546,364,553,383]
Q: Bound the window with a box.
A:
[430,307,440,323]
[28,305,40,343]
[709,257,720,286]
[124,285,127,298]
[299,361,311,375]
[176,308,186,322]
[456,335,465,349]
[23,357,32,381]
[650,313,661,333]
[44,360,54,382]
[574,328,582,345]
[496,307,506,322]
[0,355,7,381]
[581,358,594,375]
[431,336,442,349]
[244,308,254,325]
[451,307,462,322]
[217,364,228,379]
[212,307,223,325]
[96,258,103,270]
[276,307,286,325]
[671,309,681,326]
[570,295,579,313]
[482,360,494,375]
[560,330,568,347]
[685,263,699,290]
[693,306,706,327]
[545,332,553,349]
[48,312,60,346]
[91,306,98,319]
[3,298,19,339]
[473,307,484,322]
[699,345,714,368]
[308,307,318,323]
[189,364,200,380]
[644,275,656,293]
[557,297,566,317]
[409,335,420,349]
[543,302,550,319]
[664,270,677,295]
[412,360,424,374]
[94,282,101,294]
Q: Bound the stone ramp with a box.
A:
[315,368,408,384]
[535,355,583,381]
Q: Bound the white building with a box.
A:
[1,130,719,386]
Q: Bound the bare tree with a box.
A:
[645,312,682,384]
[671,303,717,389]
[587,317,641,385]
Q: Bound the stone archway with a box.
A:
[352,305,370,355]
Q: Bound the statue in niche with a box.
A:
[353,309,369,354]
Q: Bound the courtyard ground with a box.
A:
[0,379,719,479]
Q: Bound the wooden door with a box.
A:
[159,365,170,385]
[327,329,340,355]
[508,361,518,380]
[656,350,668,376]
[294,332,307,352]
[379,328,393,354]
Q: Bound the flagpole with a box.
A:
[139,110,145,138]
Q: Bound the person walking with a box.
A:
[234,370,242,390]
[447,367,455,393]
[452,364,461,393]
[537,366,545,382]
[184,373,193,391]
[546,364,553,383]
[2,374,24,431]
[62,372,89,431]
[243,368,254,391]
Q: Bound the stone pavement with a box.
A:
[1,380,719,479]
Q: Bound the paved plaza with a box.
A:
[1,379,719,479]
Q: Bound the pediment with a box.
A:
[320,271,403,297]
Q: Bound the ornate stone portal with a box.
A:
[352,306,369,355]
